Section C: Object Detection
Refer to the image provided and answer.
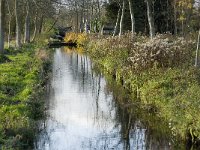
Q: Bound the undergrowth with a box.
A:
[0,43,51,149]
[86,32,200,146]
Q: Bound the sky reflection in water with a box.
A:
[35,48,172,150]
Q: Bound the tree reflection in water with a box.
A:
[35,48,184,150]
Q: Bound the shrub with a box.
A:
[128,34,195,72]
[64,32,88,46]
[86,33,200,143]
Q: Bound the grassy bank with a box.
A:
[85,33,200,145]
[0,43,51,149]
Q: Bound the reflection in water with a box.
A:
[35,48,174,150]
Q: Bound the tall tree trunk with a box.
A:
[146,0,155,39]
[15,0,21,47]
[85,19,88,33]
[6,0,11,48]
[119,0,125,37]
[0,0,5,54]
[173,0,177,35]
[128,0,135,36]
[80,12,83,32]
[96,0,101,19]
[195,30,200,67]
[82,0,85,32]
[166,0,169,31]
[90,0,94,33]
[38,15,44,34]
[113,7,121,36]
[76,10,79,33]
[24,0,30,43]
[31,12,38,42]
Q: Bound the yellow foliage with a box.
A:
[178,15,186,21]
[77,33,88,46]
[64,32,88,46]
[177,0,193,9]
[76,46,84,54]
[64,32,77,43]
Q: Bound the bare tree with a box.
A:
[146,0,155,39]
[15,0,21,47]
[173,0,177,35]
[113,7,121,36]
[0,0,5,54]
[24,0,30,43]
[6,0,12,48]
[31,10,38,42]
[119,0,125,37]
[128,0,135,36]
[195,29,200,67]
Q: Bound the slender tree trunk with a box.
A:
[86,0,89,32]
[82,0,86,32]
[96,0,101,19]
[24,0,30,43]
[100,24,104,35]
[195,30,200,67]
[119,0,125,37]
[15,0,21,47]
[6,0,11,48]
[80,13,83,32]
[8,18,11,48]
[85,19,88,33]
[146,0,155,39]
[31,12,38,42]
[76,10,79,33]
[174,0,177,35]
[181,8,184,37]
[113,7,121,36]
[0,0,5,54]
[90,0,94,33]
[75,1,79,33]
[38,15,44,34]
[47,17,59,33]
[128,0,135,36]
[166,0,169,31]
[97,0,101,34]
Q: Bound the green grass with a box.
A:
[0,43,51,149]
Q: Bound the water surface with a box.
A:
[35,48,179,150]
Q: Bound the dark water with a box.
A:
[34,48,183,150]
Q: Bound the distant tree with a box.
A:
[176,0,195,36]
[0,0,5,54]
[6,0,13,48]
[195,29,200,67]
[113,6,121,36]
[146,0,155,39]
[119,0,125,37]
[128,0,135,36]
[15,0,21,48]
[24,0,30,43]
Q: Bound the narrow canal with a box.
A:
[34,48,181,150]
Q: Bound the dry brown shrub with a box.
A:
[128,34,195,71]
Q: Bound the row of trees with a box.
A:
[0,0,199,54]
[106,0,200,38]
[57,0,103,33]
[47,0,200,38]
[0,0,61,54]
